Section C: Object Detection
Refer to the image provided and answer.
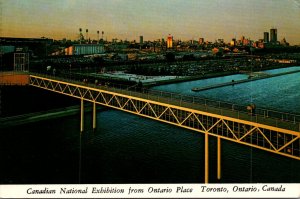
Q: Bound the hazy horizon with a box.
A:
[1,0,300,44]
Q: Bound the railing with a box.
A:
[146,89,300,124]
[28,72,300,131]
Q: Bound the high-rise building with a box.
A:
[281,38,289,46]
[199,38,204,45]
[140,36,143,45]
[217,39,224,44]
[243,38,250,46]
[264,32,269,43]
[240,36,245,43]
[270,28,277,43]
[167,34,173,48]
[230,38,236,46]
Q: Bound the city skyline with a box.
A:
[1,0,300,44]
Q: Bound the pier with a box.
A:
[192,69,300,92]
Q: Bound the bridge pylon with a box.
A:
[217,137,221,180]
[80,98,84,133]
[93,101,97,131]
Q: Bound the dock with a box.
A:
[192,69,300,92]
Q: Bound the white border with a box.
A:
[1,184,300,198]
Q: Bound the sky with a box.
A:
[1,0,300,44]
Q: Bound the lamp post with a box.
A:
[86,29,89,43]
[79,28,82,44]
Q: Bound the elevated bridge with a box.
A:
[1,72,299,183]
[27,74,300,183]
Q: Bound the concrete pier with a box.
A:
[192,69,300,92]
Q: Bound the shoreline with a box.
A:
[144,64,299,88]
[0,105,106,128]
[191,69,300,92]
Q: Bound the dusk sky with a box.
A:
[1,0,300,44]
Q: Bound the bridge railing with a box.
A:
[144,89,300,122]
[29,72,300,130]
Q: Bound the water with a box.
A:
[265,66,300,74]
[1,66,300,184]
[153,66,300,114]
[1,110,299,184]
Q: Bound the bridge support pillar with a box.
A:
[217,136,221,180]
[93,101,96,130]
[205,132,209,183]
[80,98,84,133]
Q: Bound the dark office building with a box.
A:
[140,36,143,45]
[264,32,269,43]
[270,28,277,43]
[0,37,53,57]
[0,37,53,45]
